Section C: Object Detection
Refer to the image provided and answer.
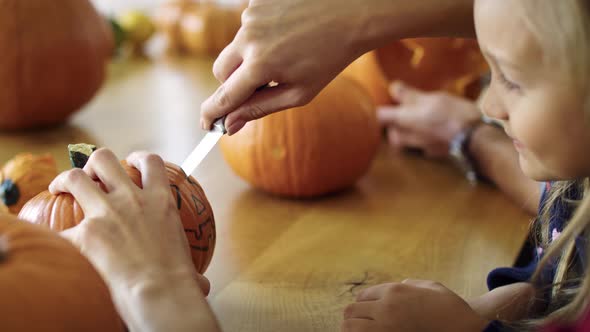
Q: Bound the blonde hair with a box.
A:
[510,1,590,328]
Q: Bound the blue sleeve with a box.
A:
[483,320,510,332]
[487,260,537,290]
[486,182,548,291]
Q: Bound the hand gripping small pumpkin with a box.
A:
[0,153,59,214]
[0,213,124,331]
[18,144,216,274]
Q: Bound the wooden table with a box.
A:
[0,57,530,332]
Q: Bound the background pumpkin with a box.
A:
[0,153,58,214]
[0,0,113,130]
[343,37,489,105]
[154,0,243,57]
[0,214,124,331]
[18,151,216,274]
[219,75,380,198]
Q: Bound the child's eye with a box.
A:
[497,72,521,92]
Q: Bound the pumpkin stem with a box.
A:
[0,179,20,206]
[68,143,97,169]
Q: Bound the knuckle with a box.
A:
[248,104,269,120]
[385,282,406,296]
[342,304,355,319]
[65,168,87,183]
[89,148,115,164]
[214,85,231,109]
[144,153,165,167]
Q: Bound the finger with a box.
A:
[49,169,109,216]
[224,85,304,135]
[83,148,136,193]
[385,128,403,151]
[341,318,378,332]
[200,63,266,130]
[393,130,431,151]
[212,44,243,83]
[196,274,211,296]
[60,227,79,244]
[401,279,445,290]
[356,283,391,302]
[126,152,170,191]
[343,302,377,320]
[389,80,424,104]
[376,105,421,131]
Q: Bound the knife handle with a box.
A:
[211,115,228,134]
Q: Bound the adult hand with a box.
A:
[200,0,377,135]
[51,149,210,295]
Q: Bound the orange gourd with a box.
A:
[0,153,59,214]
[154,0,242,57]
[343,38,489,105]
[219,75,380,198]
[18,146,216,273]
[0,0,113,129]
[0,214,124,331]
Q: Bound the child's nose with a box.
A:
[480,86,509,121]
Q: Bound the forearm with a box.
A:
[468,124,541,215]
[356,0,475,51]
[114,276,221,332]
[468,282,536,322]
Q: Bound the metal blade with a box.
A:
[181,131,223,175]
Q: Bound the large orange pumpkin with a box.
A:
[0,0,113,130]
[219,75,380,198]
[18,146,216,273]
[0,153,59,214]
[0,214,124,331]
[343,38,489,105]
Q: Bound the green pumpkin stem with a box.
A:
[68,143,97,169]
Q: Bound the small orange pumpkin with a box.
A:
[0,213,124,331]
[343,37,489,105]
[0,153,59,214]
[154,0,243,57]
[19,145,216,273]
[219,75,380,198]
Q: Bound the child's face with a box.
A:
[475,0,590,181]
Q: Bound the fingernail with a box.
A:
[226,119,246,136]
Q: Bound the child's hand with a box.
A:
[342,279,488,332]
[378,81,482,158]
[50,149,209,295]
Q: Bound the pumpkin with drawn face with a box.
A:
[18,145,216,273]
[0,153,59,214]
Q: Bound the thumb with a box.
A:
[389,80,423,104]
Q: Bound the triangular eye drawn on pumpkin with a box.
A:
[170,184,182,210]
